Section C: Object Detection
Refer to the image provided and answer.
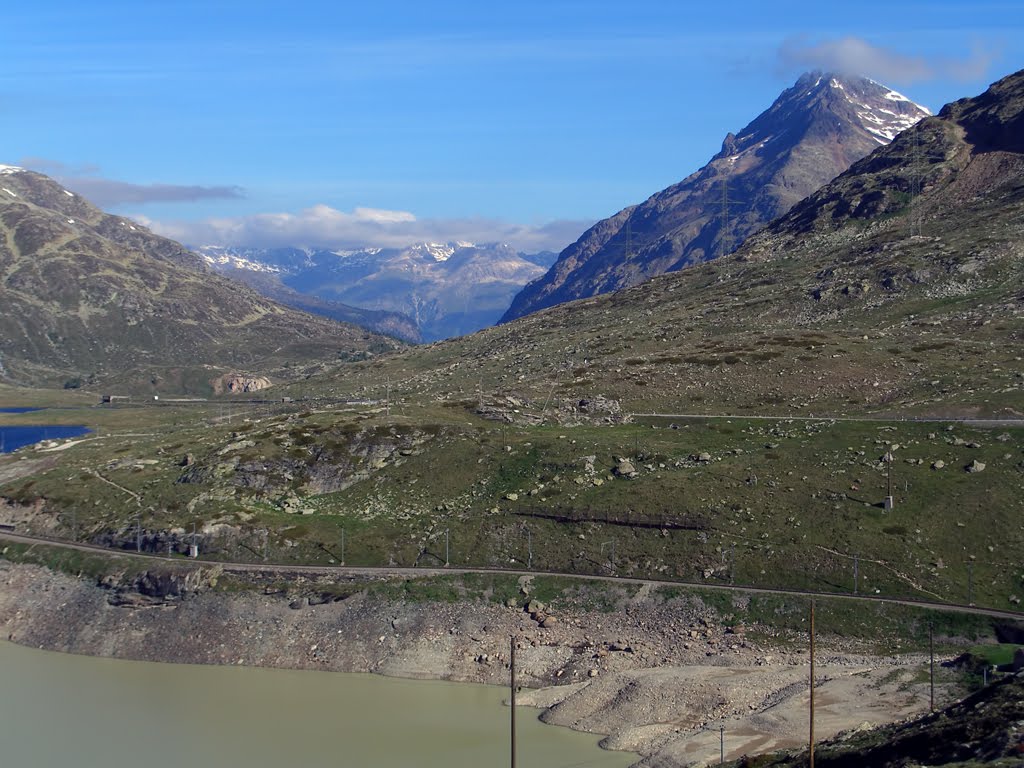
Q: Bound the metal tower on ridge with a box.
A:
[909,127,924,237]
[719,171,733,258]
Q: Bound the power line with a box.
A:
[909,128,924,237]
[719,172,733,259]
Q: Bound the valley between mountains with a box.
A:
[2,69,1024,767]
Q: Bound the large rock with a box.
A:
[216,374,273,394]
[613,458,638,478]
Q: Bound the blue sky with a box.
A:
[3,1,1021,251]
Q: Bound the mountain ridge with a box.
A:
[200,242,556,342]
[0,166,403,392]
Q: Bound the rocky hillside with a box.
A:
[502,72,930,321]
[210,267,422,344]
[323,69,1023,421]
[201,242,556,342]
[0,166,403,391]
[744,671,1024,767]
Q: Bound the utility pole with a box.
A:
[809,600,816,768]
[929,622,935,711]
[601,540,615,573]
[510,636,517,768]
[853,554,859,595]
[385,377,391,418]
[444,528,450,567]
[135,512,141,553]
[719,172,732,259]
[730,542,736,585]
[910,127,923,237]
[719,725,724,765]
[527,528,532,570]
[968,561,974,606]
[884,453,894,511]
[340,528,345,566]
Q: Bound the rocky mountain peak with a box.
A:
[0,164,206,271]
[501,72,930,323]
[710,71,929,168]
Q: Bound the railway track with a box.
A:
[2,529,1021,622]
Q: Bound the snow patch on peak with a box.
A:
[202,252,282,275]
[411,242,459,261]
[0,164,24,175]
[332,247,382,258]
[885,89,932,114]
[830,78,845,90]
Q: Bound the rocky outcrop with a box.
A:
[213,374,274,394]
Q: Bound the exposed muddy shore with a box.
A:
[0,561,938,767]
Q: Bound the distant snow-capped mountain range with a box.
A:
[197,241,556,342]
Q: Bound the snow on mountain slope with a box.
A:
[502,71,931,322]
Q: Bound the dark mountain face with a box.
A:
[0,166,402,391]
[501,72,931,322]
[200,243,556,342]
[743,68,1024,256]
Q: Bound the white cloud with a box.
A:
[776,36,996,85]
[135,204,589,254]
[18,157,244,206]
[352,206,417,224]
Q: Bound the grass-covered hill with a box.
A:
[0,165,403,393]
[1,73,1023,631]
[314,69,1024,422]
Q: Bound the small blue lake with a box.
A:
[0,408,42,414]
[0,425,91,453]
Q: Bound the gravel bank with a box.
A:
[0,561,940,766]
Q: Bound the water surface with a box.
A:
[0,424,91,453]
[0,641,634,768]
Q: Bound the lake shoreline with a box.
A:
[0,560,940,767]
